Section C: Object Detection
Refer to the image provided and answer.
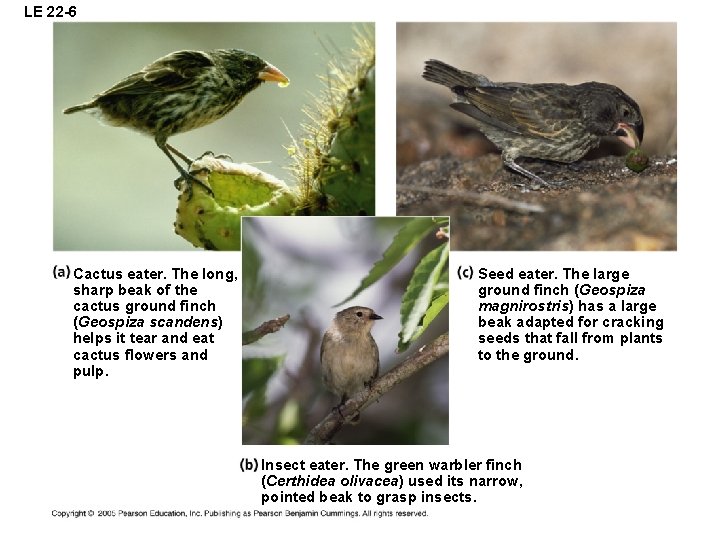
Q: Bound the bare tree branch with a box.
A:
[242,314,290,345]
[303,332,449,444]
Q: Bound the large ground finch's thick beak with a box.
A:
[614,121,643,149]
[259,63,289,86]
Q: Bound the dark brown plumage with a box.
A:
[423,59,644,186]
[64,49,289,191]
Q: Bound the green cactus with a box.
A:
[174,28,375,250]
[289,28,375,216]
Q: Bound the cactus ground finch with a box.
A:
[422,59,644,187]
[64,49,289,193]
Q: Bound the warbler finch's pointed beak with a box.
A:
[259,63,289,86]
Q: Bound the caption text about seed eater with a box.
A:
[455,266,663,363]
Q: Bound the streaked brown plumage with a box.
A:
[423,59,644,186]
[64,49,289,191]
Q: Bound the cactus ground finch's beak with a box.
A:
[259,63,289,86]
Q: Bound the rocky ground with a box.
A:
[397,152,676,251]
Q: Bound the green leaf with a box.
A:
[397,243,450,352]
[242,355,284,397]
[410,291,449,343]
[334,217,444,306]
[243,388,267,425]
[242,355,284,425]
[241,229,266,309]
[436,268,450,290]
[277,399,302,436]
[276,436,301,445]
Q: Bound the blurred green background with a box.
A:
[54,23,362,250]
[242,217,449,445]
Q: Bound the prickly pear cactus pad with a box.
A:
[175,155,297,250]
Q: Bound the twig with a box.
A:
[397,184,545,213]
[242,314,290,345]
[303,333,449,444]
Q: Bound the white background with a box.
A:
[2,2,716,539]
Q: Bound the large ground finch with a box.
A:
[422,59,644,187]
[64,49,289,191]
